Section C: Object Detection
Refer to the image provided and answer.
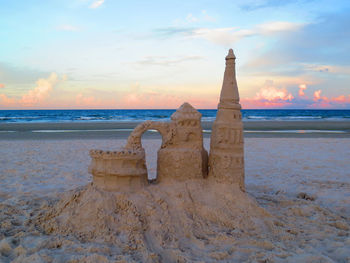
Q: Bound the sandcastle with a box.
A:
[39,50,278,262]
[89,49,244,191]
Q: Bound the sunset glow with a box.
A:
[1,0,349,109]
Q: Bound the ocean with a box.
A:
[0,109,349,123]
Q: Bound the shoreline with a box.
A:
[0,120,349,139]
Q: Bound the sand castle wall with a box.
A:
[89,102,209,189]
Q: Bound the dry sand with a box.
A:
[0,138,350,262]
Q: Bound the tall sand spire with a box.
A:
[208,49,245,191]
[219,49,240,109]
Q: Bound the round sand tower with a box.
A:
[209,49,245,191]
[88,148,148,192]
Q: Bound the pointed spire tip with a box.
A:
[226,48,236,60]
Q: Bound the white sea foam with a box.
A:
[31,129,135,133]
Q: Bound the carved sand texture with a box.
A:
[209,49,245,191]
[157,102,208,182]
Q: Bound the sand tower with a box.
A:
[88,148,148,192]
[209,49,245,191]
[157,102,208,182]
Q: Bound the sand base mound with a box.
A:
[36,179,275,262]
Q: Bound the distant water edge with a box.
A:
[0,109,350,123]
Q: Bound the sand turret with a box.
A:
[157,102,208,182]
[208,49,245,191]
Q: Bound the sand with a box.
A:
[0,137,350,262]
[0,120,349,140]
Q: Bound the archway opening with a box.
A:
[141,129,163,181]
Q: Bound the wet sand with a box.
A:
[0,120,349,139]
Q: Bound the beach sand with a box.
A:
[0,120,349,140]
[0,133,350,262]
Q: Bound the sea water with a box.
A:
[0,109,350,123]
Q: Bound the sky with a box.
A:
[0,0,349,109]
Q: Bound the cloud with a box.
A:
[240,80,350,109]
[238,10,350,101]
[241,80,294,108]
[153,27,196,38]
[257,21,304,34]
[56,24,80,31]
[272,11,350,65]
[303,89,350,108]
[155,21,304,46]
[308,92,350,109]
[121,91,184,109]
[89,0,104,9]
[0,84,5,88]
[332,95,350,104]
[118,82,186,109]
[0,94,16,107]
[240,0,311,11]
[298,84,307,96]
[193,21,303,45]
[0,73,64,108]
[189,27,255,46]
[301,63,350,75]
[313,89,322,101]
[186,13,198,23]
[20,73,59,106]
[134,55,203,67]
[76,93,102,107]
[201,10,216,23]
[255,86,294,101]
[172,10,216,26]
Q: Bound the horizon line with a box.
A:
[0,108,349,111]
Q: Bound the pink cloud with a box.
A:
[120,91,185,109]
[241,81,294,109]
[0,84,5,89]
[89,0,104,9]
[332,95,350,103]
[20,73,59,106]
[241,98,292,109]
[76,93,102,107]
[117,82,219,109]
[0,94,16,107]
[298,84,307,97]
[240,80,350,109]
[0,73,64,108]
[255,86,294,101]
[313,89,323,101]
[308,90,350,108]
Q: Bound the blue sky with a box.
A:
[0,0,349,109]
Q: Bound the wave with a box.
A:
[1,109,350,123]
[31,129,135,133]
[0,116,40,120]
